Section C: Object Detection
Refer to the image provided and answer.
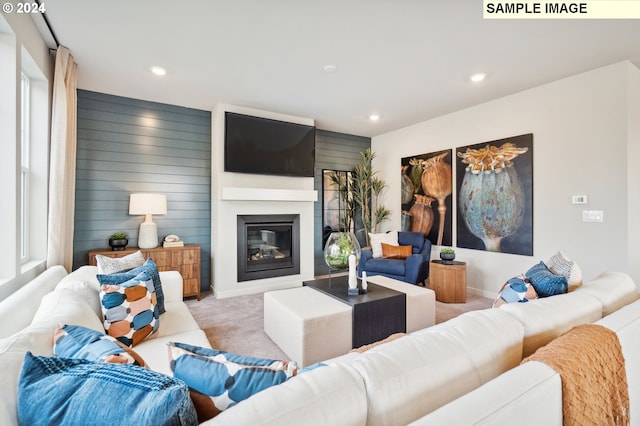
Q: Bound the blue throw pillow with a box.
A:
[168,342,299,419]
[18,352,197,426]
[97,258,165,314]
[54,324,146,366]
[525,261,568,298]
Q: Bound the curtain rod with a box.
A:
[36,0,60,49]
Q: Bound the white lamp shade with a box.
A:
[129,193,167,249]
[129,193,167,216]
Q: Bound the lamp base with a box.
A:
[138,222,158,249]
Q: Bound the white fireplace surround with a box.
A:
[211,104,317,299]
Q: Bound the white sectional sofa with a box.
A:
[209,271,640,425]
[1,265,638,425]
[0,265,211,425]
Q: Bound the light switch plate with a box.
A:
[572,195,588,204]
[582,210,604,222]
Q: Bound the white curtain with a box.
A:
[46,46,78,271]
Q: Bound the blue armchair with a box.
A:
[357,231,432,285]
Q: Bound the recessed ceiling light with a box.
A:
[323,64,337,73]
[470,73,487,83]
[151,66,167,76]
[369,114,381,121]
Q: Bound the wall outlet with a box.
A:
[582,210,604,222]
[572,195,588,204]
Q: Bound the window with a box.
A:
[20,47,49,270]
[20,73,30,262]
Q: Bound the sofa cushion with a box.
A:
[55,277,102,318]
[413,308,524,384]
[574,271,639,316]
[597,299,640,422]
[95,250,145,274]
[525,261,568,297]
[348,332,480,426]
[381,243,412,259]
[1,290,104,426]
[206,363,367,426]
[53,324,146,366]
[168,342,298,419]
[99,271,159,347]
[0,327,56,425]
[17,352,196,426]
[0,265,68,340]
[135,329,211,376]
[499,291,602,357]
[411,361,562,426]
[31,288,104,333]
[363,257,406,276]
[98,258,165,314]
[369,231,398,258]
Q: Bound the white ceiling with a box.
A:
[42,1,640,137]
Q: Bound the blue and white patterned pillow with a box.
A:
[493,275,538,308]
[99,270,159,347]
[168,342,299,419]
[54,324,146,366]
[97,258,165,314]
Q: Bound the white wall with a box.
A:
[211,103,317,298]
[373,61,640,298]
[628,62,640,286]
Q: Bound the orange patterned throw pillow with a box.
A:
[381,243,412,259]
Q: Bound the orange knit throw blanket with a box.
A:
[523,324,629,426]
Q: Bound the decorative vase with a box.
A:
[440,252,455,264]
[109,238,128,251]
[324,232,361,271]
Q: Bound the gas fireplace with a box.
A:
[237,214,300,282]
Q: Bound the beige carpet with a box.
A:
[185,289,493,360]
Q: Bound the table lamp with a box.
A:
[129,193,167,249]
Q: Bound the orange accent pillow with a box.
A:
[381,243,412,259]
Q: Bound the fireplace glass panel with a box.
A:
[246,224,293,272]
[237,214,300,282]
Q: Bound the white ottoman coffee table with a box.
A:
[264,286,352,367]
[366,275,436,332]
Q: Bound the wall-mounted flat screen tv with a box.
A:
[224,112,316,177]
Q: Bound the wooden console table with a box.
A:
[88,245,201,300]
[303,276,406,348]
[429,260,467,303]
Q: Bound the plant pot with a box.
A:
[109,238,128,251]
[440,252,455,264]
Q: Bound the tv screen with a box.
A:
[224,112,316,177]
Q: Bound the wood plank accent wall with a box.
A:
[73,90,212,292]
[313,130,371,275]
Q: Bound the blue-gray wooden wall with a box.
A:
[73,90,212,292]
[313,130,371,276]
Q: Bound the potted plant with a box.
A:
[109,232,129,251]
[440,247,455,264]
[351,148,391,247]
